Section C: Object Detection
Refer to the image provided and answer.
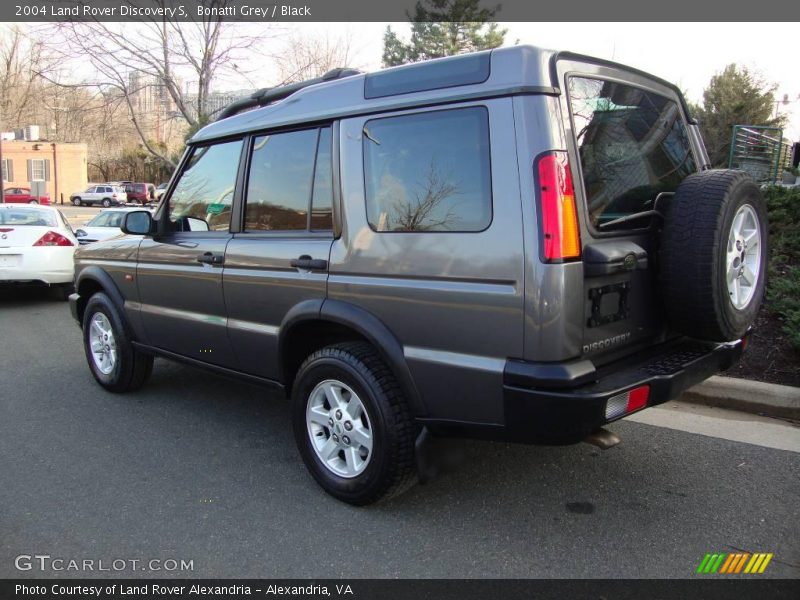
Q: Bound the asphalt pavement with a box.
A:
[1,287,798,579]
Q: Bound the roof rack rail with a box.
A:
[216,67,362,121]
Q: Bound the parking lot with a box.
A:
[1,286,798,579]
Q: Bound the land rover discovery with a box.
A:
[69,46,768,504]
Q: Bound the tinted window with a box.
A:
[311,128,333,230]
[568,77,697,232]
[168,140,243,232]
[244,127,333,232]
[363,107,492,232]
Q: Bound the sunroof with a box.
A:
[364,52,491,99]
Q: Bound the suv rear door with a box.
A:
[223,126,335,380]
[557,59,700,363]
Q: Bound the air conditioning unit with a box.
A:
[24,125,40,141]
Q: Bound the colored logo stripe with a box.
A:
[698,552,773,574]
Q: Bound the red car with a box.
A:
[123,182,155,205]
[3,187,50,205]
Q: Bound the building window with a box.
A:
[1,158,10,182]
[31,159,46,182]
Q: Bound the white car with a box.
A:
[0,205,78,299]
[74,207,148,245]
[70,185,128,207]
[154,182,168,200]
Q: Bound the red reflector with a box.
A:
[536,151,581,262]
[741,336,749,351]
[626,386,650,413]
[0,228,13,233]
[33,231,74,247]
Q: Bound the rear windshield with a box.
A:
[567,76,696,232]
[0,209,57,227]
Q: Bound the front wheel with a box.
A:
[72,197,81,206]
[82,292,153,392]
[28,199,38,204]
[292,342,417,505]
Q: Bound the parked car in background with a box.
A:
[74,207,151,245]
[154,183,168,200]
[3,187,50,205]
[123,182,156,205]
[0,204,77,299]
[70,185,127,207]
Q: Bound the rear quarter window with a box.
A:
[362,106,492,233]
[567,76,697,232]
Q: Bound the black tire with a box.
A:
[292,342,418,505]
[72,197,81,206]
[28,199,38,204]
[659,169,768,342]
[82,292,153,392]
[102,198,112,207]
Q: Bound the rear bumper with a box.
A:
[501,337,745,444]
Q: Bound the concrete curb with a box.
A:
[681,376,800,420]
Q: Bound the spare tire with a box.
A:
[659,169,767,342]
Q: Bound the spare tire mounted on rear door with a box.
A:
[659,169,768,342]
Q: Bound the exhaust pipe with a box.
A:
[583,427,621,450]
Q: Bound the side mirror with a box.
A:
[121,211,154,235]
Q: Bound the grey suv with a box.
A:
[69,46,767,505]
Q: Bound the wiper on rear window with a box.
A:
[597,192,674,230]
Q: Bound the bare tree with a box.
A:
[389,162,462,232]
[275,29,358,84]
[0,25,55,129]
[43,1,277,167]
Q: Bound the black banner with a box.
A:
[3,579,800,600]
[2,0,799,22]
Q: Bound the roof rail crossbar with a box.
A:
[216,68,362,121]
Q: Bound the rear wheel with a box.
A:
[82,292,153,392]
[72,197,81,206]
[101,198,112,207]
[659,170,767,341]
[28,199,38,204]
[292,342,417,505]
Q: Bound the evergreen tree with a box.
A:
[694,64,785,167]
[382,0,506,67]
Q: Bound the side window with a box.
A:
[567,76,697,232]
[363,107,492,232]
[168,140,243,232]
[244,126,333,232]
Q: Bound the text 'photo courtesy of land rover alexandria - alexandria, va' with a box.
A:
[69,45,768,505]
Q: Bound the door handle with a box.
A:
[290,254,328,271]
[197,252,224,266]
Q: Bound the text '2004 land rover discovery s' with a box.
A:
[70,46,768,505]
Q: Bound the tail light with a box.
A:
[112,193,118,199]
[604,385,650,421]
[33,231,74,247]
[536,151,581,262]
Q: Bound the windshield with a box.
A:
[0,208,57,227]
[568,76,697,232]
[87,211,125,227]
